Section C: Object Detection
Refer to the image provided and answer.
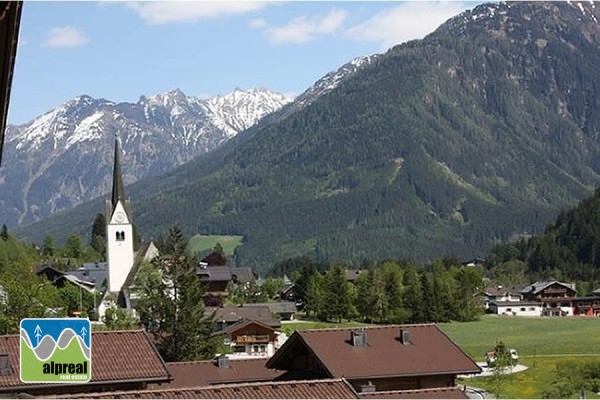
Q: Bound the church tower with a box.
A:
[105,136,134,294]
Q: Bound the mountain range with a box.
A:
[13,1,600,273]
[0,88,294,227]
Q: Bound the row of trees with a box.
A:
[290,257,484,324]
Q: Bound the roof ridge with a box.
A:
[300,323,436,333]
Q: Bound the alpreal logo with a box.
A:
[20,318,91,383]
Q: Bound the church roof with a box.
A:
[111,136,126,210]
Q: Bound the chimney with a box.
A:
[359,381,376,393]
[0,354,12,376]
[400,329,411,345]
[216,355,230,369]
[351,329,367,347]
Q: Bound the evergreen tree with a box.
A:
[134,225,216,362]
[304,272,326,318]
[41,235,55,258]
[64,234,84,259]
[402,264,424,323]
[0,224,8,241]
[323,264,352,322]
[90,213,106,257]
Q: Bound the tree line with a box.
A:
[276,256,484,324]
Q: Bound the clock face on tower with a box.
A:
[114,212,125,223]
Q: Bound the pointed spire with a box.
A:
[111,135,125,209]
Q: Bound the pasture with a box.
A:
[439,315,600,398]
[187,234,243,256]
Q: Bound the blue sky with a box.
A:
[8,1,485,125]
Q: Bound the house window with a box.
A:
[529,307,536,311]
[506,308,512,312]
[233,345,245,353]
[251,344,266,353]
[116,231,125,241]
[520,308,526,312]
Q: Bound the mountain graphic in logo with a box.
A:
[20,318,91,383]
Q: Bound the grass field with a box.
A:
[187,234,243,256]
[439,315,600,398]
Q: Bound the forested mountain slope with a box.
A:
[16,2,600,272]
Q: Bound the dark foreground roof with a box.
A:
[266,324,481,379]
[150,358,285,389]
[48,378,359,399]
[0,330,171,393]
[0,1,22,165]
[46,379,470,399]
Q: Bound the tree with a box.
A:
[134,225,217,362]
[103,305,138,330]
[402,264,424,323]
[90,213,107,258]
[489,340,513,398]
[323,264,352,322]
[201,243,228,266]
[0,224,8,241]
[304,272,326,318]
[41,235,55,258]
[64,234,84,259]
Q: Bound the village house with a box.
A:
[265,324,481,394]
[520,280,577,316]
[217,320,283,359]
[209,305,281,331]
[0,330,172,397]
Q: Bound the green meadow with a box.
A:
[439,315,600,399]
[187,234,243,257]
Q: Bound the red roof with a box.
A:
[150,358,285,389]
[49,378,359,399]
[266,324,481,379]
[0,330,171,392]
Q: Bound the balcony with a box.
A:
[235,335,270,344]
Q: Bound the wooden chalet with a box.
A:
[265,324,481,393]
[221,320,280,358]
[520,280,577,316]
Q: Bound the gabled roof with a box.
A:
[197,266,232,282]
[266,324,481,379]
[345,269,365,281]
[243,302,297,314]
[222,319,277,336]
[520,280,576,295]
[50,378,359,399]
[0,330,171,392]
[230,267,255,283]
[150,358,284,389]
[484,285,524,297]
[208,306,280,328]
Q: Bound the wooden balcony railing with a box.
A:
[235,335,270,344]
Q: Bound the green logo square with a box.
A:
[20,318,91,383]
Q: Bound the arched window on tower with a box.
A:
[116,231,125,241]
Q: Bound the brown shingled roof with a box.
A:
[266,324,481,379]
[150,358,285,389]
[50,378,359,399]
[0,330,171,392]
[359,386,468,399]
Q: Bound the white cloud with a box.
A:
[44,26,89,48]
[126,1,272,25]
[250,18,267,29]
[346,2,471,51]
[261,8,348,45]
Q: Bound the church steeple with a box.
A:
[111,136,125,210]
